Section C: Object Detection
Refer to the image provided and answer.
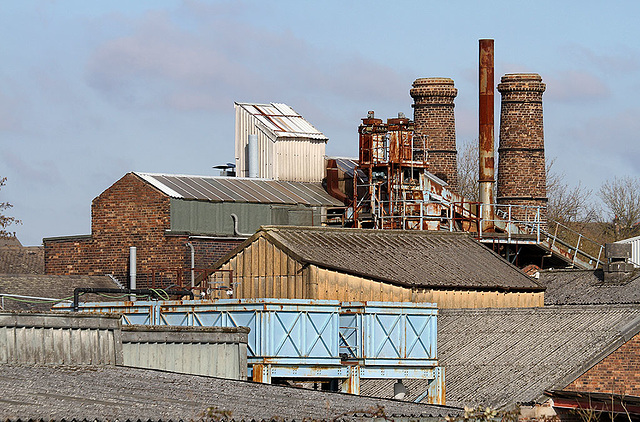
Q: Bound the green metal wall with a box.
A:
[170,200,321,236]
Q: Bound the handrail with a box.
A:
[353,194,604,269]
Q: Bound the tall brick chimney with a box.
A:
[410,78,458,192]
[497,73,547,222]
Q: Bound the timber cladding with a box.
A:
[210,226,544,308]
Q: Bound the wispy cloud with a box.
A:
[85,5,408,112]
[562,44,640,74]
[544,70,610,103]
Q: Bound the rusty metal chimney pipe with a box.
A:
[479,39,495,230]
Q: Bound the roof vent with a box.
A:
[603,243,634,282]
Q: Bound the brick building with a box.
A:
[44,172,342,287]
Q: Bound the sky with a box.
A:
[2,0,640,246]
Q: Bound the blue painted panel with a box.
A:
[339,301,438,364]
[61,299,436,367]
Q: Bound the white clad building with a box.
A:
[234,102,328,183]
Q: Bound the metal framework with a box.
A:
[353,112,445,230]
[54,298,444,404]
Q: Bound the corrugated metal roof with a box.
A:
[228,226,543,291]
[361,304,640,408]
[235,102,328,141]
[135,173,343,207]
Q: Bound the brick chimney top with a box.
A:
[498,73,546,93]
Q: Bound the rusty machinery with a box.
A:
[352,111,455,230]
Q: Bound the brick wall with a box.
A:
[44,236,92,275]
[45,173,243,287]
[497,73,547,222]
[410,78,459,192]
[566,331,640,396]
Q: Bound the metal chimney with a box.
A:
[478,39,495,231]
[248,134,259,178]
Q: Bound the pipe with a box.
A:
[129,246,137,301]
[248,134,259,178]
[479,39,495,231]
[186,242,195,288]
[73,288,194,312]
[230,213,253,237]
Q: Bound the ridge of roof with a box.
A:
[132,173,342,206]
[216,225,543,292]
[234,102,328,141]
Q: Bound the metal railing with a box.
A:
[545,220,604,268]
[365,197,604,268]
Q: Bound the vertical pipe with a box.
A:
[249,133,259,178]
[129,246,137,301]
[479,39,495,231]
[248,134,259,178]
[186,242,195,288]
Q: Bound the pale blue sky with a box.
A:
[2,1,639,245]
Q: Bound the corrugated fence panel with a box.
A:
[120,326,249,380]
[0,312,121,365]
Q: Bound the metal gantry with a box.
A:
[54,298,444,404]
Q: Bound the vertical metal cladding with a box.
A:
[497,73,547,221]
[410,78,459,192]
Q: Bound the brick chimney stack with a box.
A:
[410,78,459,192]
[497,73,547,221]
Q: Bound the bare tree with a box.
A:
[457,138,479,202]
[546,158,598,224]
[0,177,21,238]
[599,175,640,240]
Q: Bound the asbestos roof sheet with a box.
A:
[135,172,343,207]
[0,364,459,421]
[439,305,640,408]
[237,226,542,291]
[362,305,640,409]
[0,274,120,311]
[236,102,328,141]
[539,268,640,305]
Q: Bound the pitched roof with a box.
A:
[539,269,640,305]
[0,236,21,247]
[0,245,44,274]
[235,102,328,141]
[439,305,640,408]
[135,172,343,207]
[0,364,459,421]
[360,305,640,409]
[0,274,120,311]
[223,226,543,291]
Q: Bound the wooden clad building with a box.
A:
[210,226,544,308]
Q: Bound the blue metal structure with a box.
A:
[55,298,444,403]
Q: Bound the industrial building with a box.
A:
[208,225,544,308]
[44,171,342,287]
[25,39,633,420]
[234,102,328,182]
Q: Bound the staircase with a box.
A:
[468,203,604,270]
